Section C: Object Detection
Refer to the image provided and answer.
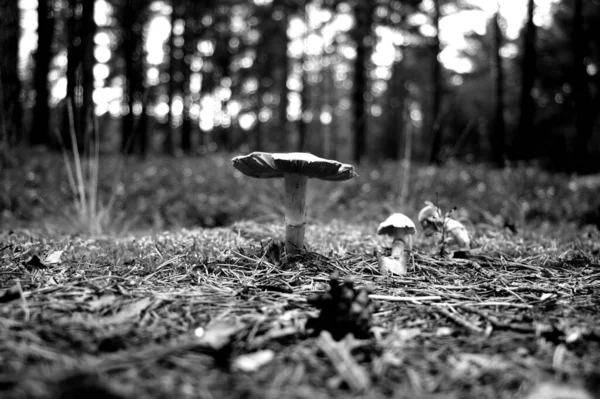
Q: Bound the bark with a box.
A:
[0,0,21,148]
[180,1,195,153]
[31,0,55,146]
[385,50,406,160]
[428,0,443,164]
[275,0,290,151]
[121,0,145,156]
[165,0,177,155]
[351,1,375,163]
[491,11,506,167]
[572,0,594,172]
[80,0,96,145]
[514,0,537,161]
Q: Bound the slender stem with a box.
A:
[391,239,406,258]
[284,173,308,254]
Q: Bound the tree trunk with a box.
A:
[0,0,21,150]
[385,49,406,160]
[165,0,177,155]
[428,0,443,164]
[121,0,145,156]
[572,0,593,172]
[351,2,375,164]
[80,0,96,145]
[180,0,195,154]
[31,0,54,146]
[514,0,537,161]
[491,10,506,167]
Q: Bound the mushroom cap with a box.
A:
[232,152,357,181]
[377,213,416,237]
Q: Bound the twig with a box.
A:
[432,305,484,334]
[369,294,442,302]
[316,331,371,392]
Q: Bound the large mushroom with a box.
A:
[232,152,357,254]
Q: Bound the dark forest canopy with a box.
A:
[2,0,600,172]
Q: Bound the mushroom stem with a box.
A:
[391,239,406,259]
[284,172,308,253]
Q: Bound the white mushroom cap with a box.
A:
[377,213,416,240]
[232,152,357,181]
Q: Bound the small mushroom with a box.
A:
[232,152,357,254]
[376,213,416,275]
[444,218,470,249]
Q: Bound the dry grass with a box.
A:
[1,220,599,399]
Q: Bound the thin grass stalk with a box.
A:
[66,100,87,217]
[54,128,78,205]
[398,102,413,207]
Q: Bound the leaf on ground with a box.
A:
[232,349,275,372]
[101,297,153,325]
[43,250,64,265]
[195,320,244,351]
[87,295,118,311]
[23,255,49,270]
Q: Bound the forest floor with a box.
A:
[1,150,600,399]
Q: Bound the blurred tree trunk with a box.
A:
[64,0,77,144]
[0,0,21,150]
[31,0,54,146]
[385,49,406,160]
[572,0,595,172]
[297,3,309,152]
[491,10,506,167]
[80,0,96,145]
[322,59,336,159]
[165,0,177,155]
[121,0,146,156]
[274,0,289,151]
[428,0,443,164]
[180,1,195,154]
[350,1,375,163]
[64,0,95,149]
[514,0,537,161]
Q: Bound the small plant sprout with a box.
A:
[376,213,416,275]
[419,201,470,251]
[444,218,471,249]
[418,201,443,234]
[232,152,357,254]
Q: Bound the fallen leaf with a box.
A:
[101,297,152,325]
[195,320,243,351]
[232,350,275,372]
[23,255,48,270]
[44,250,64,265]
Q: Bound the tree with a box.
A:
[491,9,506,167]
[121,0,147,156]
[31,0,55,146]
[571,0,596,172]
[350,0,375,163]
[514,0,537,161]
[0,0,21,152]
[64,0,96,149]
[427,0,443,164]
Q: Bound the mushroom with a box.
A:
[376,213,416,275]
[232,152,357,254]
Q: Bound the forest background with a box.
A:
[1,0,599,173]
